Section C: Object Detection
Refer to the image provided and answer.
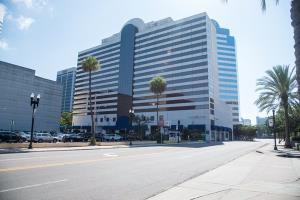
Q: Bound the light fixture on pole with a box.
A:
[268,109,277,150]
[28,93,40,149]
[128,109,135,145]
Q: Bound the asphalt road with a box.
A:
[0,141,267,200]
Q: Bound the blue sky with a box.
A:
[0,0,295,124]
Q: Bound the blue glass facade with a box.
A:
[56,67,76,113]
[116,24,138,128]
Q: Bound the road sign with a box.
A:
[165,121,170,126]
[268,118,273,127]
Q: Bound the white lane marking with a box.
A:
[103,153,118,157]
[0,179,68,193]
[0,157,45,162]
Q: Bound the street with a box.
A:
[0,141,266,200]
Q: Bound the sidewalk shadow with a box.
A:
[276,149,300,159]
[0,148,30,154]
[129,142,225,149]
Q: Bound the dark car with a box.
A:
[63,133,86,142]
[94,133,105,142]
[0,131,22,143]
[80,133,91,142]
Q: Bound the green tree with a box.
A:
[289,105,300,135]
[224,0,300,99]
[233,125,257,141]
[255,65,298,147]
[275,105,300,141]
[150,76,167,143]
[60,112,72,126]
[132,115,150,140]
[81,56,100,145]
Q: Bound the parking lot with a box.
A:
[0,131,128,144]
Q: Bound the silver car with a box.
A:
[34,133,54,143]
[103,134,122,141]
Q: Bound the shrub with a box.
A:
[291,136,300,142]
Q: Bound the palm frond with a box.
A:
[223,0,280,11]
[255,65,297,113]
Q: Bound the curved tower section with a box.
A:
[116,20,143,129]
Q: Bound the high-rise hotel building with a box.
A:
[73,13,239,141]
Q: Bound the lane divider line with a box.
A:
[0,179,68,193]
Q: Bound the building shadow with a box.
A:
[129,141,225,149]
[276,149,300,159]
[0,148,31,154]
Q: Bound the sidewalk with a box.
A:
[148,144,300,200]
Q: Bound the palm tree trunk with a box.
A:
[89,70,96,145]
[284,102,291,148]
[156,95,160,143]
[291,0,300,100]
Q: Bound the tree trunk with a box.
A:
[156,95,161,143]
[284,102,291,148]
[291,0,300,100]
[89,70,96,145]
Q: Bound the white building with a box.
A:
[73,13,238,141]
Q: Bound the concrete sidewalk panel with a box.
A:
[148,186,208,200]
[148,143,300,200]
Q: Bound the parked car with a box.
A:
[168,131,181,143]
[62,134,86,142]
[15,131,30,142]
[103,134,122,141]
[33,132,54,143]
[0,131,22,143]
[95,133,104,141]
[51,133,65,142]
[80,133,91,142]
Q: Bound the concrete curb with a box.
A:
[0,141,206,154]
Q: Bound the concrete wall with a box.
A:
[0,61,62,131]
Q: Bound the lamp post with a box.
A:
[129,109,135,146]
[28,93,40,149]
[272,109,278,150]
[177,120,180,143]
[268,109,277,150]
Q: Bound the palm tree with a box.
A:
[224,0,300,99]
[150,76,167,143]
[255,65,298,148]
[81,56,100,145]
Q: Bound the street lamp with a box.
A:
[177,120,180,143]
[28,93,40,149]
[268,109,277,150]
[272,109,278,150]
[128,109,135,146]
